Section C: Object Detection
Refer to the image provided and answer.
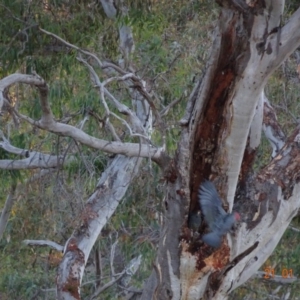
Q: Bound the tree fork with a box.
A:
[142,2,300,299]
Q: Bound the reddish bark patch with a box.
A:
[240,143,256,187]
[181,10,258,297]
[190,10,253,213]
[250,127,300,226]
[57,238,85,299]
[203,244,230,271]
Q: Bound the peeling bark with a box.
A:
[0,184,16,240]
[2,1,300,299]
[262,93,286,157]
[142,1,300,299]
[56,155,142,299]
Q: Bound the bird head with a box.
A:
[233,212,241,222]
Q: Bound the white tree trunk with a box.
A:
[1,1,300,299]
[142,2,300,299]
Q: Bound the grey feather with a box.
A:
[198,180,240,248]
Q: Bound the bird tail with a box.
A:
[202,232,222,248]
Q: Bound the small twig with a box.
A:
[90,271,125,299]
[0,130,29,156]
[110,238,118,277]
[0,184,17,240]
[23,239,64,251]
[78,57,150,142]
[39,28,103,69]
[78,56,148,140]
[288,225,300,233]
[263,93,286,157]
[160,96,183,117]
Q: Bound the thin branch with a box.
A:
[39,28,103,69]
[160,97,183,117]
[275,6,300,67]
[39,30,157,131]
[288,225,300,233]
[16,109,161,158]
[77,56,147,136]
[110,238,118,277]
[0,184,17,240]
[0,73,162,159]
[102,61,127,75]
[38,30,159,147]
[90,271,126,300]
[0,153,72,170]
[0,130,29,156]
[0,129,75,169]
[90,254,142,300]
[0,115,89,170]
[110,111,152,142]
[23,239,64,251]
[254,271,298,284]
[262,93,286,157]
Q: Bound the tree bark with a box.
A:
[1,1,300,299]
[142,1,300,299]
[0,184,16,240]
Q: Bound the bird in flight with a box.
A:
[198,180,240,248]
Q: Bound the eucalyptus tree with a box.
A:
[1,1,300,299]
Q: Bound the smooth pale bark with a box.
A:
[56,155,142,299]
[56,1,153,296]
[0,185,16,240]
[23,240,64,251]
[262,93,286,157]
[0,153,69,170]
[0,74,163,161]
[2,1,300,299]
[142,2,300,300]
[0,3,156,297]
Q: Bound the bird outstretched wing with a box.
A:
[198,180,226,230]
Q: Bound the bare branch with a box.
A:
[39,29,159,144]
[41,27,125,76]
[39,28,103,69]
[0,184,16,240]
[120,254,142,288]
[56,155,142,298]
[0,72,54,125]
[100,0,117,19]
[275,6,300,67]
[77,56,148,136]
[0,129,74,169]
[90,271,125,300]
[253,271,298,284]
[0,153,71,170]
[262,93,286,157]
[26,116,160,158]
[0,73,162,160]
[41,30,156,130]
[90,254,142,300]
[0,74,46,112]
[288,225,300,233]
[160,97,183,117]
[102,61,127,75]
[0,130,29,156]
[110,238,118,277]
[23,239,64,252]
